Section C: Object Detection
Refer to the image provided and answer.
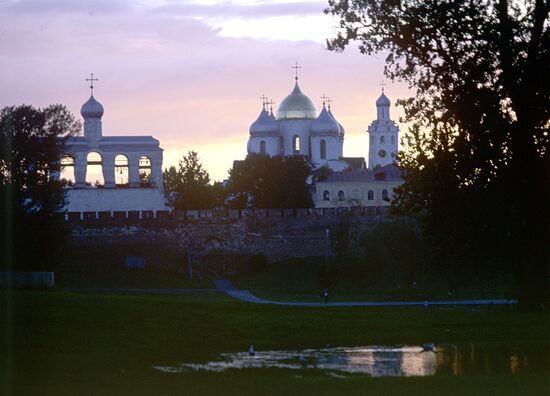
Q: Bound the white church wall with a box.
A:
[278,119,312,155]
[310,135,342,165]
[248,136,280,156]
[314,180,403,208]
[66,188,166,213]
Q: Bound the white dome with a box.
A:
[376,92,391,107]
[311,105,340,135]
[276,81,317,120]
[250,108,279,135]
[329,108,345,136]
[81,95,104,119]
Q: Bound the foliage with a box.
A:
[163,151,219,210]
[326,0,550,308]
[0,104,80,270]
[227,153,312,209]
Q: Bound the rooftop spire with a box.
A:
[86,73,99,95]
[259,94,268,110]
[320,94,329,107]
[291,61,302,81]
[379,80,386,93]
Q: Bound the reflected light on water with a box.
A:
[153,343,547,377]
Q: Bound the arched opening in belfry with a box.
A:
[115,154,129,186]
[60,156,75,186]
[293,135,300,154]
[86,152,104,187]
[259,140,266,154]
[320,139,326,160]
[139,156,152,187]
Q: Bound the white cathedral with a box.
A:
[246,73,403,208]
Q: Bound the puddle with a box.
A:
[154,343,549,377]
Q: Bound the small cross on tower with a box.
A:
[326,97,333,110]
[320,94,329,107]
[259,94,268,109]
[266,99,275,113]
[86,73,99,94]
[291,61,302,81]
[379,80,386,93]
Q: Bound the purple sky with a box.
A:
[0,0,411,181]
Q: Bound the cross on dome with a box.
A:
[259,94,268,109]
[291,61,302,81]
[326,97,333,110]
[320,94,329,106]
[379,80,386,93]
[86,73,99,95]
[266,99,275,113]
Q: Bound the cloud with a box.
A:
[152,1,327,18]
[0,0,411,181]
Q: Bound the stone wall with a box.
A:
[69,208,391,262]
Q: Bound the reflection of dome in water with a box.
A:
[276,81,317,120]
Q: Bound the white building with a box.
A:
[59,82,167,218]
[314,89,404,208]
[247,75,358,172]
[367,91,399,169]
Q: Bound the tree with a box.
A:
[0,104,80,270]
[163,151,214,210]
[227,153,312,209]
[326,0,549,308]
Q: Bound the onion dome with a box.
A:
[276,81,317,120]
[376,92,391,107]
[80,95,104,119]
[250,107,279,135]
[311,105,340,135]
[329,108,345,136]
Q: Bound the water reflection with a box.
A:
[154,343,549,377]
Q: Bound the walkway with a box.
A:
[212,279,517,307]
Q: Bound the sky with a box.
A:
[0,0,411,181]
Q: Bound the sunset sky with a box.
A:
[0,0,411,181]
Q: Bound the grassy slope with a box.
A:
[2,291,549,395]
[231,259,511,302]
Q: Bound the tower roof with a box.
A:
[376,92,391,107]
[311,105,340,135]
[250,107,278,135]
[81,94,104,119]
[276,81,317,120]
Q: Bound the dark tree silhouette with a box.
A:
[163,150,214,210]
[326,0,549,309]
[228,153,312,209]
[0,104,80,270]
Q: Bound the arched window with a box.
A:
[391,135,395,145]
[380,136,385,144]
[382,189,389,201]
[338,190,345,201]
[60,156,75,186]
[293,135,300,154]
[368,190,374,200]
[320,139,326,160]
[114,154,129,186]
[279,136,284,155]
[259,140,266,155]
[139,156,151,187]
[86,152,104,187]
[323,190,330,201]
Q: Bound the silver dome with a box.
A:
[276,82,317,120]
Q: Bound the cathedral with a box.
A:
[246,71,404,208]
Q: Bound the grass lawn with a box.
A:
[231,258,513,302]
[2,290,548,395]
